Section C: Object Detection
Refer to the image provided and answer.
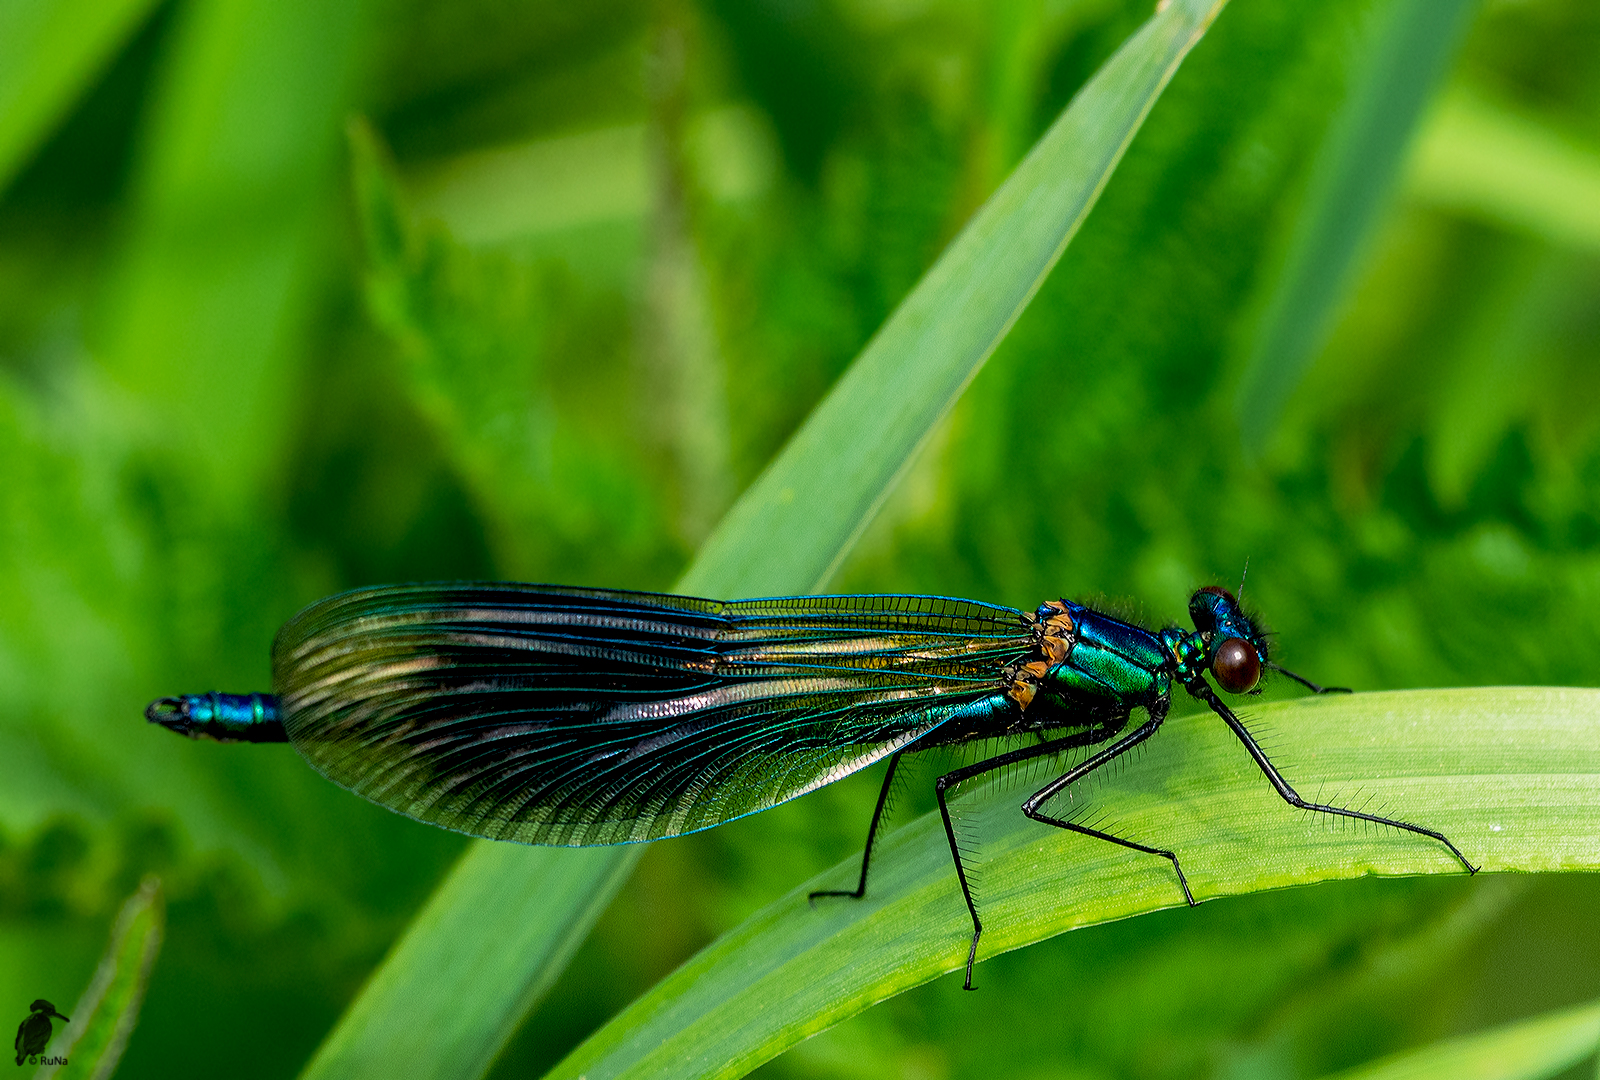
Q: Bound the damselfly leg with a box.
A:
[932,715,1174,990]
[810,751,905,903]
[1187,680,1479,873]
[1019,700,1192,906]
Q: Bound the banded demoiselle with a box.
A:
[146,582,1476,988]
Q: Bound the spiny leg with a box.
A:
[1187,679,1479,873]
[933,725,1117,991]
[1020,699,1195,907]
[810,751,903,903]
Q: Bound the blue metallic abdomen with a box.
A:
[145,693,287,743]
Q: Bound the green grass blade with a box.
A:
[0,0,159,195]
[549,687,1600,1080]
[1319,997,1600,1080]
[1407,87,1600,253]
[687,0,1229,598]
[36,877,164,1080]
[300,845,636,1080]
[1233,0,1476,452]
[303,1,1228,1075]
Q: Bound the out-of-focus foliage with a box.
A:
[1315,996,1600,1080]
[0,0,1596,1078]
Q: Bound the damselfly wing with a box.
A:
[268,584,1035,846]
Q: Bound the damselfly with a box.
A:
[146,582,1475,988]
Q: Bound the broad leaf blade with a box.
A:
[303,0,1229,1075]
[549,688,1600,1080]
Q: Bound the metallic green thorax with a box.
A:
[1042,601,1172,704]
[1160,626,1208,684]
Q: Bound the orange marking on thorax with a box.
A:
[1037,601,1076,667]
[1001,600,1077,711]
[1003,659,1050,708]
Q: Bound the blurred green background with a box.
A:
[2,0,1598,1076]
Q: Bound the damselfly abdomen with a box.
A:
[146,582,1475,988]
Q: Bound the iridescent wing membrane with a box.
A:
[273,584,1034,845]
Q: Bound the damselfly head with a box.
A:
[1187,586,1267,694]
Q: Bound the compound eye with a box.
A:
[1212,637,1261,694]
